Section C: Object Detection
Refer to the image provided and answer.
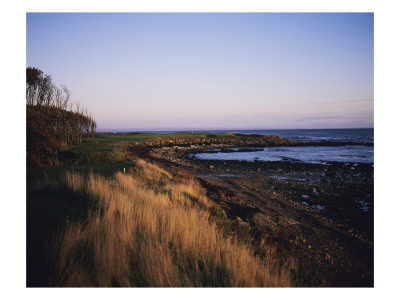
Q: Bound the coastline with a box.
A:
[27,132,374,287]
[127,138,374,286]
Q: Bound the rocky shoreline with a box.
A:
[126,138,374,287]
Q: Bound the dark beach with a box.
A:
[127,136,374,287]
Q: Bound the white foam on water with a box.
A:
[312,205,325,211]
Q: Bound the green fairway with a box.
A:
[27,131,238,187]
[60,132,215,153]
[61,131,266,152]
[28,132,231,182]
[56,131,252,164]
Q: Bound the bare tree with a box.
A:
[26,67,97,165]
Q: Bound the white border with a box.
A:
[2,0,400,298]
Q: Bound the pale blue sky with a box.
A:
[26,13,373,130]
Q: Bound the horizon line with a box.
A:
[96,127,374,133]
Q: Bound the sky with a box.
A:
[26,13,374,130]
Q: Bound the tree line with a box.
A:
[27,67,96,165]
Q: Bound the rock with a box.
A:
[238,221,249,228]
[277,216,299,226]
[252,213,277,228]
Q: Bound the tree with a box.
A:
[26,67,96,165]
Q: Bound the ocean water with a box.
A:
[192,145,374,164]
[194,129,373,164]
[189,128,374,164]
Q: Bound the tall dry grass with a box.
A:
[49,159,294,287]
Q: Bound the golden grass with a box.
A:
[49,159,294,287]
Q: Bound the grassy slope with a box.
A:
[45,162,293,286]
[27,133,143,286]
[27,132,295,287]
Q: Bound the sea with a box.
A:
[190,128,374,165]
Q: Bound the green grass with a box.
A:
[56,131,258,165]
[63,131,257,149]
[30,130,280,189]
[64,132,230,151]
[61,131,269,157]
[29,132,212,189]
